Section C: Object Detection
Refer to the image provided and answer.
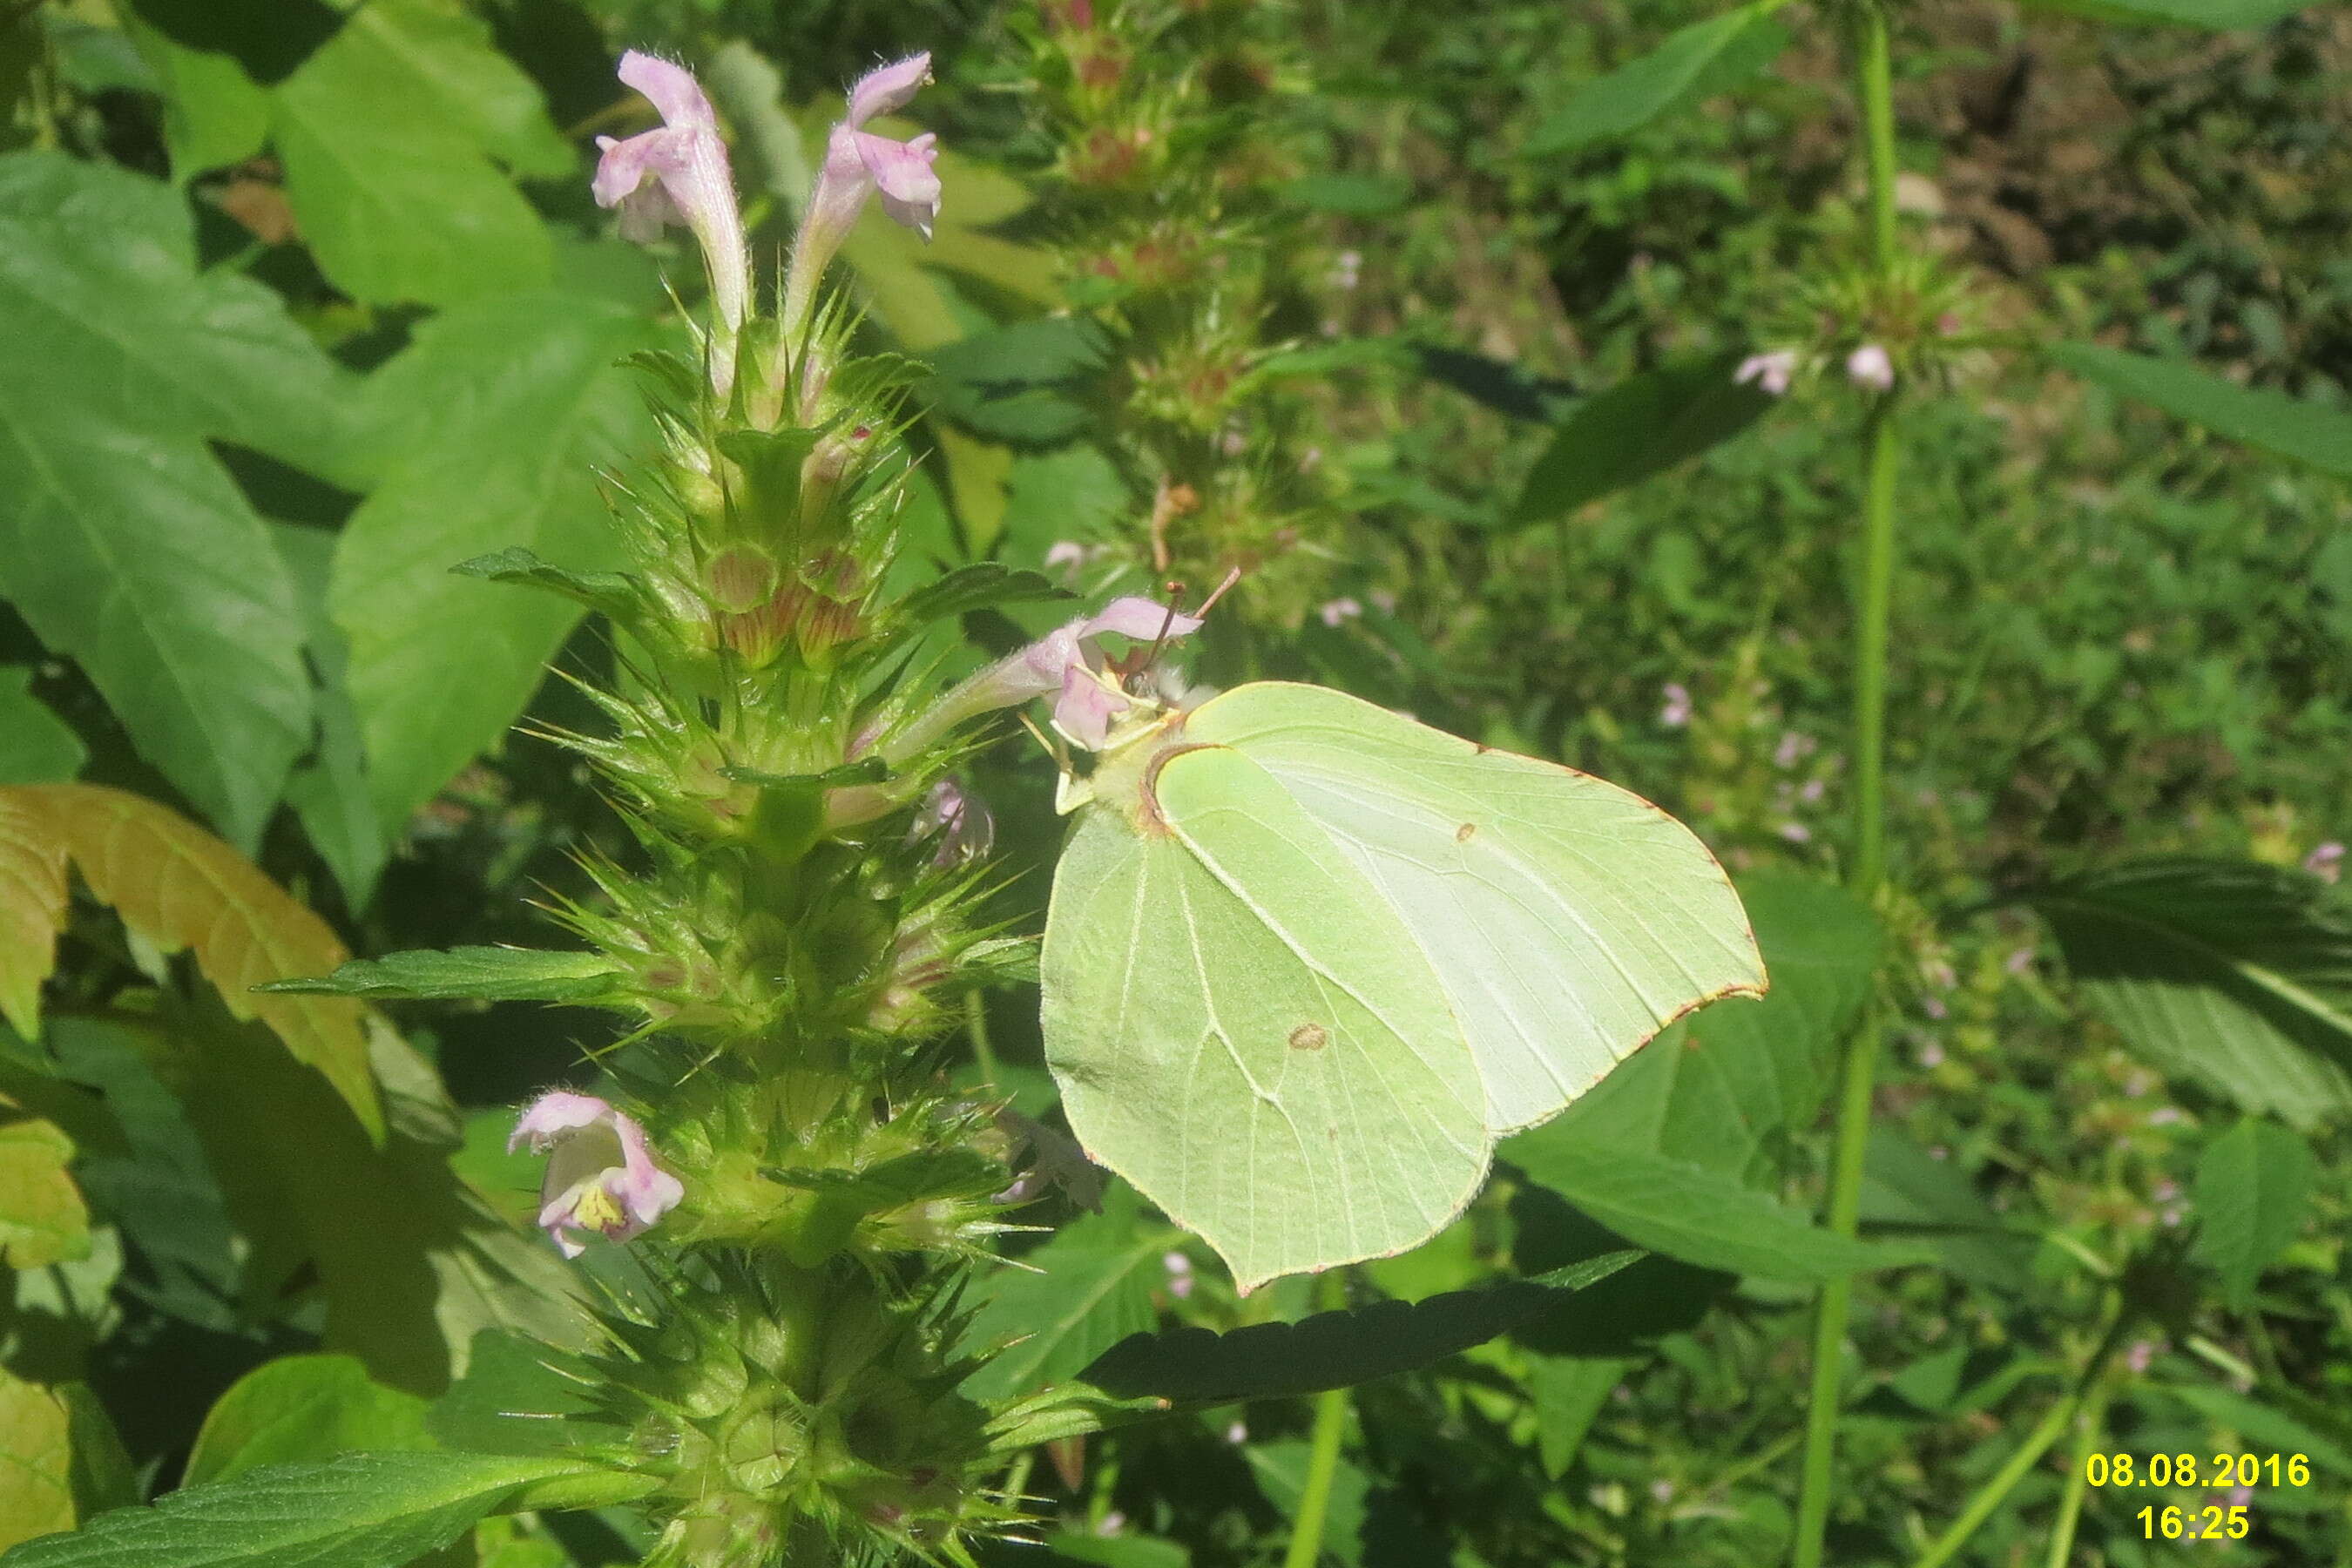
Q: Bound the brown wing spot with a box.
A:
[1455,821,1477,842]
[1288,1023,1328,1051]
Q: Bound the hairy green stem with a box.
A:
[1282,1274,1353,1568]
[1792,7,1903,1565]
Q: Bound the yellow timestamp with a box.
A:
[2084,1452,2311,1490]
[2135,1504,2248,1543]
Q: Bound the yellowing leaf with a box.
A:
[0,1369,76,1550]
[0,791,67,1040]
[0,1093,88,1269]
[3,784,380,1141]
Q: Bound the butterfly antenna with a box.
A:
[1194,564,1244,619]
[1140,579,1188,672]
[1015,710,1069,774]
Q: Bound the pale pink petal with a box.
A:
[618,51,715,131]
[855,132,942,238]
[1054,666,1127,749]
[847,52,933,128]
[1847,343,1895,392]
[510,1090,615,1152]
[1735,350,1796,397]
[611,1113,687,1229]
[1080,597,1202,643]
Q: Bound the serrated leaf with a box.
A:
[2191,1119,2316,1308]
[1502,1132,1926,1281]
[449,549,648,627]
[1077,1252,1639,1408]
[183,1356,430,1488]
[0,152,356,843]
[0,1093,89,1270]
[273,524,387,910]
[330,294,658,828]
[893,564,1070,629]
[1511,355,1773,524]
[0,1450,590,1568]
[961,1190,1173,1402]
[1526,3,1789,154]
[263,947,622,1004]
[2050,344,2352,479]
[0,791,68,1041]
[2027,856,2352,1125]
[4,783,380,1141]
[267,0,558,307]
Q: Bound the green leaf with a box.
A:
[893,564,1070,630]
[449,549,649,628]
[262,947,623,1004]
[1502,1133,1925,1281]
[2020,0,2317,28]
[926,318,1109,389]
[273,524,388,909]
[0,152,355,844]
[2191,1119,2316,1308]
[961,1190,1173,1402]
[1511,355,1773,524]
[1281,172,1414,216]
[0,1450,590,1568]
[1555,874,1878,1178]
[1859,1131,2035,1294]
[267,0,560,307]
[2160,1384,2352,1476]
[1527,1354,1630,1476]
[183,1356,431,1488]
[2049,345,2352,479]
[0,671,83,787]
[0,1093,89,1270]
[0,1370,76,1551]
[2027,857,2352,1126]
[1526,3,1790,154]
[122,19,270,179]
[1246,1440,1370,1566]
[329,293,658,828]
[428,1331,618,1460]
[1078,1252,1639,1408]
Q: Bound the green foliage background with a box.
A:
[2,1,2349,1565]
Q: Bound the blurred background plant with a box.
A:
[3,1,2350,1565]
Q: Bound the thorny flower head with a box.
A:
[511,1091,685,1258]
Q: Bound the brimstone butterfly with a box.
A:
[1040,680,1767,1290]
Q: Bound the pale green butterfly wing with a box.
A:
[1041,744,1488,1290]
[1186,682,1767,1133]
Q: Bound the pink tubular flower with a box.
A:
[593,53,748,346]
[2304,841,2343,883]
[1847,343,1895,393]
[912,777,994,866]
[510,1091,684,1258]
[1735,349,1796,396]
[784,53,942,335]
[889,596,1203,757]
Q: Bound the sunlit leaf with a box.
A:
[1526,3,1790,154]
[2050,344,2352,479]
[183,1355,431,1488]
[2191,1118,2316,1308]
[0,1093,89,1270]
[261,947,623,1004]
[961,1189,1175,1402]
[0,671,84,788]
[5,783,380,1141]
[0,1450,594,1568]
[0,792,68,1042]
[0,1371,75,1551]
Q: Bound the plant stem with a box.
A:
[1791,7,1903,1566]
[1912,1310,2128,1568]
[2044,1381,2114,1568]
[1282,1274,1353,1568]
